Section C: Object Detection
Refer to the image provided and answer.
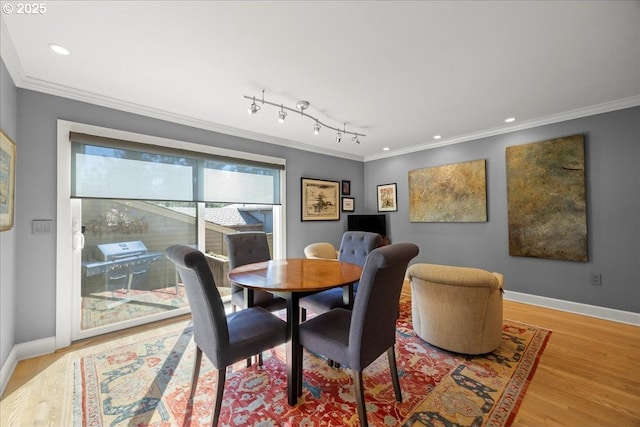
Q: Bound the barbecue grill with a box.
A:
[82,240,163,295]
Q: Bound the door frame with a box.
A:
[56,120,287,348]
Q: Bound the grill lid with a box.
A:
[96,241,148,261]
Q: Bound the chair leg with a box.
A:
[258,352,264,366]
[300,307,307,322]
[352,370,368,427]
[190,346,203,400]
[387,346,402,402]
[211,367,226,427]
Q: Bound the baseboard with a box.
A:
[0,347,17,397]
[504,291,640,326]
[0,336,56,397]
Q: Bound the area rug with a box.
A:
[81,285,232,330]
[73,295,550,426]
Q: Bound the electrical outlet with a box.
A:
[590,273,602,285]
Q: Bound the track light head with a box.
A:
[278,105,287,123]
[314,120,320,135]
[336,131,342,143]
[248,97,260,115]
[352,134,360,145]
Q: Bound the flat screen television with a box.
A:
[347,214,387,237]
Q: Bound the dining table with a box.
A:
[227,258,363,406]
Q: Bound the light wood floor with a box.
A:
[2,291,639,426]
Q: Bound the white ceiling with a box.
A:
[2,1,639,161]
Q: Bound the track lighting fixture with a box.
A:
[244,90,365,144]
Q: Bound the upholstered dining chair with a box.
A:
[303,242,339,259]
[166,245,287,427]
[225,232,287,313]
[299,231,382,320]
[298,243,419,427]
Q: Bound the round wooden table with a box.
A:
[228,258,363,406]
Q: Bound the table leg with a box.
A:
[342,283,354,309]
[286,292,300,406]
[244,287,254,308]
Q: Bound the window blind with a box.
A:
[70,132,282,204]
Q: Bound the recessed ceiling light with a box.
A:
[48,43,70,55]
[433,135,442,140]
[383,147,390,151]
[505,117,516,123]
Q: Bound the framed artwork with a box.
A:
[377,183,397,212]
[408,159,487,222]
[301,177,340,221]
[341,180,351,195]
[342,197,355,212]
[506,134,587,262]
[0,130,16,232]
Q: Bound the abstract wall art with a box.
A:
[408,159,487,222]
[506,134,587,262]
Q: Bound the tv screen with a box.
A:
[347,214,387,237]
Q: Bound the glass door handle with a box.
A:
[73,232,85,251]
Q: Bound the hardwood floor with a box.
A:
[503,301,640,427]
[2,294,639,426]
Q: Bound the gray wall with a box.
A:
[11,87,363,345]
[0,59,17,369]
[365,107,640,313]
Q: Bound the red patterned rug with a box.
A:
[74,296,550,426]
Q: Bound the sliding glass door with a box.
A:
[59,121,285,343]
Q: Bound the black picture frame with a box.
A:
[342,197,355,212]
[301,177,340,221]
[377,183,398,212]
[342,180,351,195]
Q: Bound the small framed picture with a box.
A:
[377,183,397,212]
[342,180,351,195]
[342,197,355,212]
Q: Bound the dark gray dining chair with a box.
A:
[298,243,419,427]
[299,231,382,319]
[225,231,287,313]
[166,245,287,427]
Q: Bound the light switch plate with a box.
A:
[32,219,54,234]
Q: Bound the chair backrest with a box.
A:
[338,231,382,266]
[348,243,419,370]
[304,242,338,259]
[225,231,271,269]
[165,245,229,367]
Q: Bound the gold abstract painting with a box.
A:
[409,159,487,222]
[506,134,587,262]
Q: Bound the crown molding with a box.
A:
[364,95,640,162]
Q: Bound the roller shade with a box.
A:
[70,133,282,204]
